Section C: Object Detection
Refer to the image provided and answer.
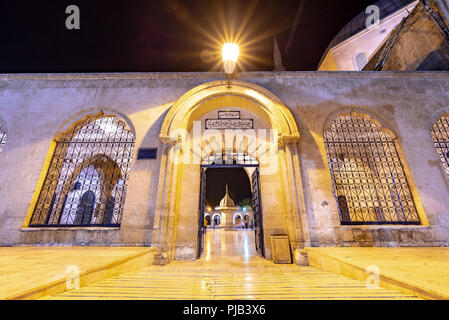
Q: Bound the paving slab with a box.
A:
[0,247,156,300]
[44,231,419,300]
[44,259,419,300]
[306,247,449,300]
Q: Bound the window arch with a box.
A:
[29,113,135,227]
[431,114,449,178]
[213,214,221,226]
[233,213,242,225]
[354,51,368,71]
[324,113,420,225]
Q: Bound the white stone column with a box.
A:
[277,136,310,250]
[285,141,311,248]
[151,138,179,254]
[166,144,183,261]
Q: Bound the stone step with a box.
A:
[306,247,449,300]
[43,261,419,300]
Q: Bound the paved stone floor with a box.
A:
[0,247,153,300]
[44,230,419,300]
[307,247,449,299]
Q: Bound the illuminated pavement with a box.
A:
[306,247,449,300]
[0,247,155,300]
[44,230,419,300]
[201,228,258,262]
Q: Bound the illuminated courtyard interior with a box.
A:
[200,167,259,259]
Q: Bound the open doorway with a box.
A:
[197,158,264,259]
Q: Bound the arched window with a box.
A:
[204,215,211,226]
[58,166,100,225]
[324,114,420,225]
[354,52,368,71]
[29,114,135,227]
[213,214,221,226]
[431,114,449,178]
[233,213,242,225]
[0,124,6,152]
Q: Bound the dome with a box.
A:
[219,184,235,208]
[318,0,416,66]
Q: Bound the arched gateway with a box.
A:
[153,80,307,261]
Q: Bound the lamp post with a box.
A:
[222,43,239,87]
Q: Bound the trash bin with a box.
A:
[270,234,292,264]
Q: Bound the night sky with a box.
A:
[1,0,378,204]
[0,0,378,72]
[205,168,252,207]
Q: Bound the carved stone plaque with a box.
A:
[205,110,254,129]
[205,119,253,129]
[218,111,240,119]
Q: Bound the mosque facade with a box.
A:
[0,0,449,262]
[1,72,449,262]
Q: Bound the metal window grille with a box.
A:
[431,114,449,178]
[324,115,420,225]
[29,116,135,227]
[0,128,6,152]
[354,52,368,71]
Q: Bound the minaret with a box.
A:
[273,36,286,71]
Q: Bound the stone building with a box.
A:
[209,185,254,229]
[318,0,449,71]
[1,1,449,263]
[318,0,419,71]
[1,72,449,262]
[364,0,449,71]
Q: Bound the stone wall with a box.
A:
[0,71,448,253]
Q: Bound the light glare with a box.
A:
[222,43,239,62]
[222,43,239,74]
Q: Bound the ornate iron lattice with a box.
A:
[29,115,135,227]
[431,114,449,177]
[324,114,420,224]
[202,151,258,165]
[0,128,5,152]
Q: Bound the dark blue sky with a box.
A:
[0,0,377,72]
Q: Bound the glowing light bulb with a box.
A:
[222,43,239,74]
